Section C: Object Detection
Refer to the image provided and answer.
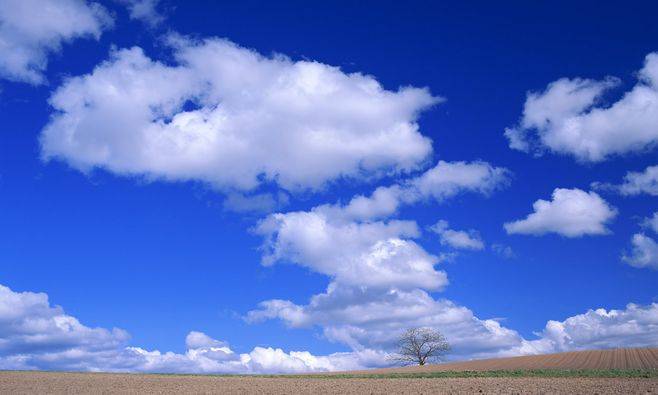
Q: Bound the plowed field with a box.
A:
[0,372,656,394]
[0,349,656,394]
[358,347,658,374]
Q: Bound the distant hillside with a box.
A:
[353,348,658,374]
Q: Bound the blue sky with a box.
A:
[0,0,657,373]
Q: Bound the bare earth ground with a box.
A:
[1,349,657,394]
[0,372,656,395]
[350,347,658,374]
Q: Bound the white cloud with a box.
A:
[41,36,438,194]
[247,285,528,359]
[505,77,618,154]
[0,283,128,371]
[248,197,520,360]
[0,284,129,358]
[1,280,656,372]
[249,159,505,288]
[592,164,658,196]
[116,0,164,26]
[248,174,524,360]
[429,220,485,250]
[248,283,658,360]
[0,0,112,84]
[321,160,511,221]
[185,331,227,349]
[254,211,447,291]
[409,160,511,201]
[622,233,658,270]
[0,284,386,373]
[117,343,388,374]
[337,185,408,221]
[505,52,658,162]
[619,214,658,270]
[121,344,385,375]
[525,303,658,353]
[504,188,617,237]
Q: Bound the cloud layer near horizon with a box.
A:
[1,282,657,373]
[0,284,386,373]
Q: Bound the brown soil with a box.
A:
[352,347,658,374]
[0,372,655,394]
[1,349,657,394]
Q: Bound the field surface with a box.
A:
[0,372,656,394]
[1,349,657,394]
[351,347,658,374]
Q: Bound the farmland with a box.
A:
[0,372,656,394]
[347,347,658,374]
[1,348,656,394]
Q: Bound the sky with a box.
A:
[0,0,657,373]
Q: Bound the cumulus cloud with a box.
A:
[254,211,447,291]
[0,284,385,373]
[0,283,128,371]
[250,159,506,289]
[1,281,656,372]
[504,188,617,237]
[409,160,511,201]
[250,161,507,289]
[248,172,528,360]
[0,0,112,84]
[619,213,658,270]
[525,303,658,353]
[622,233,658,270]
[505,52,658,162]
[41,36,438,194]
[116,0,165,26]
[592,164,658,196]
[429,220,485,250]
[185,331,227,349]
[321,160,511,221]
[249,197,518,359]
[248,280,658,360]
[121,344,386,374]
[247,285,528,359]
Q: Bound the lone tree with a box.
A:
[389,327,450,366]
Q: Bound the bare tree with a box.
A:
[388,327,450,366]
